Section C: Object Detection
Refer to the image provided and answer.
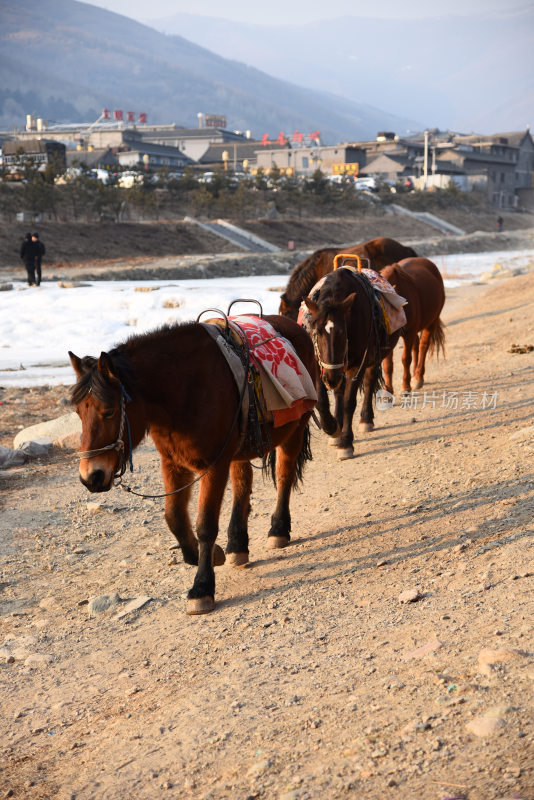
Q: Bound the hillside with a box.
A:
[145,7,534,134]
[0,0,419,142]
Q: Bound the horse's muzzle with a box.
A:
[80,469,113,493]
[323,371,344,391]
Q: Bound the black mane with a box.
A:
[285,248,338,301]
[70,350,132,405]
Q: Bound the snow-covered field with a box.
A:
[1,250,533,387]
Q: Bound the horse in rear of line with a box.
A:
[279,237,418,320]
[302,255,445,459]
[69,311,317,614]
[380,257,445,394]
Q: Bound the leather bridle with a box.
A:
[77,384,133,481]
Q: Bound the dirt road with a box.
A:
[0,274,533,800]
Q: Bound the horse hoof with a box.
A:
[186,596,215,615]
[328,436,340,447]
[267,536,290,550]
[213,544,226,567]
[337,448,355,460]
[413,379,424,390]
[359,422,374,433]
[226,552,249,568]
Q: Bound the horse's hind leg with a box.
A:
[382,350,394,396]
[226,460,253,567]
[187,465,230,615]
[401,332,416,393]
[413,330,431,389]
[267,420,308,549]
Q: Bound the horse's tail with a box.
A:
[263,421,313,488]
[428,317,446,358]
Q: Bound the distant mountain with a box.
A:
[0,0,421,143]
[145,7,534,134]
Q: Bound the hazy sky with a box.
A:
[86,0,510,25]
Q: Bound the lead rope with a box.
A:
[117,355,250,499]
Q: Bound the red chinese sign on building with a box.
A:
[261,131,321,146]
[101,109,147,123]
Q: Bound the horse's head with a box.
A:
[304,290,356,390]
[380,263,399,290]
[278,292,301,320]
[69,350,131,493]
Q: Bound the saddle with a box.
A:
[201,311,316,457]
[298,263,407,336]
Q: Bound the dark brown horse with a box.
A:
[69,315,316,615]
[304,267,400,459]
[380,257,445,394]
[279,237,417,319]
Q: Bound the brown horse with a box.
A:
[304,267,400,459]
[380,257,445,394]
[69,314,316,615]
[279,237,417,319]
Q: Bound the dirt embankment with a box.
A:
[1,203,533,274]
[1,221,533,284]
[0,273,533,800]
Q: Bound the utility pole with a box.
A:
[423,130,429,190]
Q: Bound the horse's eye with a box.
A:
[102,409,116,419]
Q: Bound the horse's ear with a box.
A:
[388,266,399,288]
[97,351,116,379]
[304,297,319,315]
[340,292,357,315]
[68,351,83,378]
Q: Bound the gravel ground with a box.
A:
[0,269,533,799]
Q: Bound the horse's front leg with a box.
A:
[187,465,229,615]
[160,456,202,566]
[337,377,358,460]
[315,376,339,438]
[356,362,377,434]
[226,460,253,567]
[267,419,308,549]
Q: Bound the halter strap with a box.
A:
[311,329,347,373]
[78,385,133,478]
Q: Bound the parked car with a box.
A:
[197,171,216,184]
[354,177,378,191]
[90,168,113,185]
[117,171,143,188]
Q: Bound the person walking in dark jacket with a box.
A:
[32,232,45,286]
[20,232,37,286]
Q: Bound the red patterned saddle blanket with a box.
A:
[203,315,317,428]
